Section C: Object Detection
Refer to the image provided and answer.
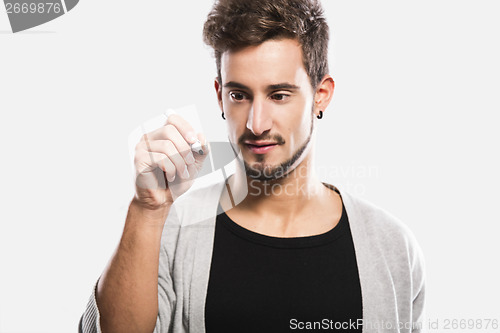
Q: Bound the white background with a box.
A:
[1,0,499,332]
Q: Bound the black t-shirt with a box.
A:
[205,194,363,332]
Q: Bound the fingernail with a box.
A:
[186,131,197,143]
[186,153,195,164]
[182,166,190,179]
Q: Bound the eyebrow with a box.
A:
[223,81,300,91]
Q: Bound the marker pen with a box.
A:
[191,140,204,155]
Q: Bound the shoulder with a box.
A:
[342,190,416,243]
[340,189,426,275]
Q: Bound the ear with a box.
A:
[313,75,335,117]
[214,78,223,112]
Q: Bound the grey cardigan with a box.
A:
[80,179,426,333]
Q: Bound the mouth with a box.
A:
[244,142,279,154]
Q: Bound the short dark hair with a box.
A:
[202,0,330,90]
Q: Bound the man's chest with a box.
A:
[204,206,363,333]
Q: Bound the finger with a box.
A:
[195,132,210,158]
[143,131,195,166]
[148,140,189,180]
[140,124,196,164]
[149,139,195,169]
[140,125,196,166]
[135,151,177,182]
[140,124,170,141]
[137,135,190,180]
[140,114,195,144]
[163,126,195,165]
[165,114,198,144]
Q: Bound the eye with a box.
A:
[229,92,247,102]
[271,93,290,101]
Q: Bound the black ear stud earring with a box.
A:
[222,112,225,120]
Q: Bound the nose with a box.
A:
[246,99,272,136]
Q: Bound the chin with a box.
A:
[243,159,291,182]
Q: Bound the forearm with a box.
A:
[96,199,171,333]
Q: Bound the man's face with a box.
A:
[217,38,316,181]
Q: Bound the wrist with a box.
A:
[129,197,172,227]
[131,194,172,210]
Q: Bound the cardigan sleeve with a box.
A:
[78,249,177,333]
[152,234,177,333]
[79,204,181,333]
[78,279,102,333]
[410,235,427,333]
[78,258,177,333]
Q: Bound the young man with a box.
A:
[80,0,426,332]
